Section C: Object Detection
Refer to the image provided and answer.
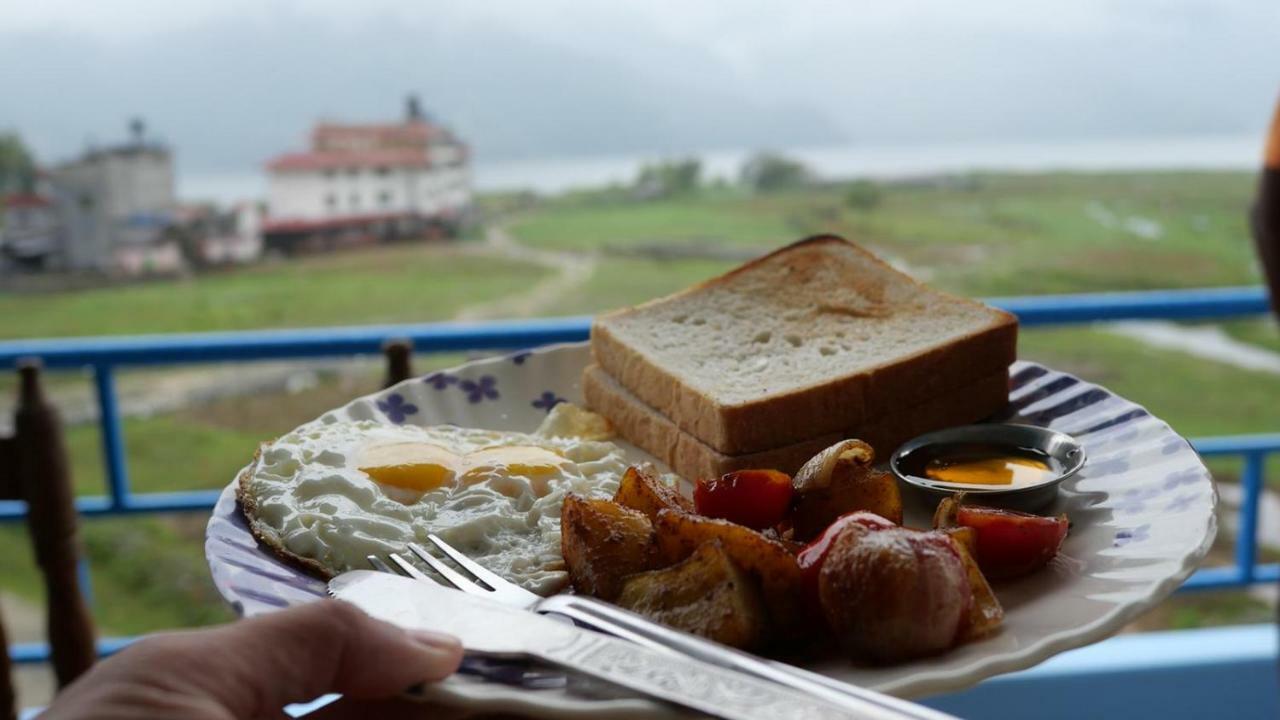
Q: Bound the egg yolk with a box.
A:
[358,442,567,493]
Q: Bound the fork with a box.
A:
[370,535,955,720]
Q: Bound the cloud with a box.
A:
[1,0,1276,171]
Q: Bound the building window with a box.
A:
[375,166,390,177]
[349,193,360,210]
[379,191,392,208]
[324,169,336,179]
[325,194,337,210]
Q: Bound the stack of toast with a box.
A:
[583,235,1018,480]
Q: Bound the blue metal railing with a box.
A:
[0,285,1275,666]
[1184,436,1280,589]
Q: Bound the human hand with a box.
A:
[41,601,463,720]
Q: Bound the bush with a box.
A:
[844,180,882,211]
[633,158,702,199]
[739,153,811,193]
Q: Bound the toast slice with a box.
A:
[591,235,1016,454]
[583,364,1010,481]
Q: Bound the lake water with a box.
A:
[179,133,1262,204]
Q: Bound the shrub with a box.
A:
[739,152,812,193]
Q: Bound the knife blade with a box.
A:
[330,570,922,720]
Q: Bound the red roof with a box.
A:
[3,193,52,209]
[266,148,430,172]
[312,122,434,152]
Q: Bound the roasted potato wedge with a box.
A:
[614,465,693,521]
[935,504,1003,639]
[561,494,657,601]
[791,441,902,540]
[653,509,804,637]
[944,525,978,557]
[950,531,1004,641]
[616,540,767,650]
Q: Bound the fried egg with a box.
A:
[240,403,633,595]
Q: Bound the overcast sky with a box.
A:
[2,0,1277,172]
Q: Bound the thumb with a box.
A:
[201,601,463,716]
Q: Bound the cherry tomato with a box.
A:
[796,511,896,610]
[955,505,1068,580]
[693,469,794,530]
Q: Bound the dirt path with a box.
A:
[453,224,596,321]
[1107,321,1280,375]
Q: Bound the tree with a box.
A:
[844,180,882,212]
[633,157,701,199]
[0,133,36,195]
[739,152,811,193]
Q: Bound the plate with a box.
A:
[205,342,1216,714]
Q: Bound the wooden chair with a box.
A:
[382,338,414,388]
[0,360,97,720]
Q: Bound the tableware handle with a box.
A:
[537,629,909,720]
[552,595,956,720]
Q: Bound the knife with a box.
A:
[330,570,939,720]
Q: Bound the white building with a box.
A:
[263,98,471,253]
[47,123,181,273]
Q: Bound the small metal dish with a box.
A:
[889,423,1086,513]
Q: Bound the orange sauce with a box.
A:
[924,455,1054,487]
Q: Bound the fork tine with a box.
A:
[406,543,481,592]
[367,555,396,574]
[388,552,437,584]
[423,533,510,591]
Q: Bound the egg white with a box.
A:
[241,405,631,595]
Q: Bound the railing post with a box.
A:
[1235,452,1264,583]
[92,364,130,510]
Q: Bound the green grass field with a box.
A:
[1,169,1274,637]
[512,172,1261,297]
[0,244,542,339]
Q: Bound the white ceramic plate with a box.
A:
[206,342,1217,715]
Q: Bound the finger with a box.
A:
[194,601,463,716]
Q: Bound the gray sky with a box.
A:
[2,0,1277,172]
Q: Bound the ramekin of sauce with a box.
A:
[890,424,1086,512]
